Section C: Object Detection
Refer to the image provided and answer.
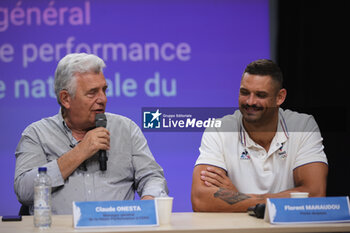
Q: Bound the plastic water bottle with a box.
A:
[34,167,52,228]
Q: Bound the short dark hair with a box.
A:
[243,59,283,90]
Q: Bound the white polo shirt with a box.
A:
[195,108,328,194]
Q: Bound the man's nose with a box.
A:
[96,90,107,104]
[246,94,257,106]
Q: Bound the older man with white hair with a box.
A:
[14,53,168,215]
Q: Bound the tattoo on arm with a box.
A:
[213,188,251,205]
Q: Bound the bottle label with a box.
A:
[34,186,51,214]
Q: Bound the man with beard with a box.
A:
[191,59,328,212]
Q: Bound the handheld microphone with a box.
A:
[95,113,107,171]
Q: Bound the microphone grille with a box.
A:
[95,113,107,128]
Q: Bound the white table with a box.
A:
[1,212,350,233]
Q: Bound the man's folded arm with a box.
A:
[191,165,264,212]
[191,162,328,212]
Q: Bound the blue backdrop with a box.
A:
[0,0,270,214]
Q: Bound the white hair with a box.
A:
[54,53,106,105]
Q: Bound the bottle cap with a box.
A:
[38,167,47,172]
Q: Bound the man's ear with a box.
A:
[59,90,71,109]
[276,88,287,106]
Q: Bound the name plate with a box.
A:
[73,200,158,228]
[265,196,350,224]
